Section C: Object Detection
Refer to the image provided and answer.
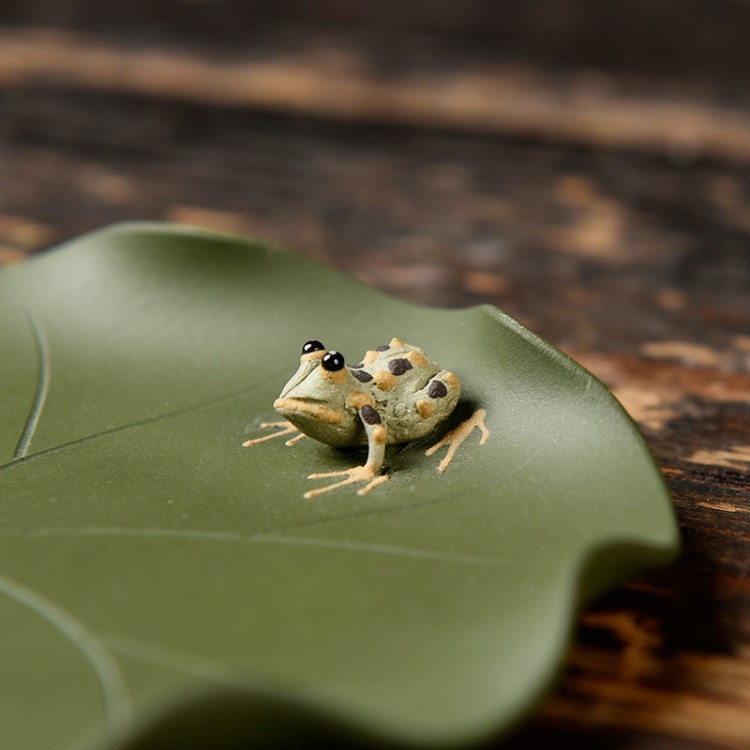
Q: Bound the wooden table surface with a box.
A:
[2,4,749,748]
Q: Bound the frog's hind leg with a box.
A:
[425,408,490,472]
[242,421,305,447]
[408,369,462,436]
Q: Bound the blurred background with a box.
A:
[2,0,750,358]
[2,3,750,748]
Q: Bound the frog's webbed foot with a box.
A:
[305,464,389,499]
[242,421,306,448]
[425,408,490,473]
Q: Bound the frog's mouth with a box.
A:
[273,397,345,425]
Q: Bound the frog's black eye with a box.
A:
[301,340,325,356]
[321,351,345,371]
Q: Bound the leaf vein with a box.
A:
[0,368,287,474]
[13,315,50,459]
[0,572,131,736]
[105,634,252,690]
[0,525,520,568]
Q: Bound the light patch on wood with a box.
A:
[707,176,750,234]
[167,205,259,235]
[642,341,725,368]
[696,500,750,514]
[463,270,509,296]
[544,212,624,262]
[8,28,750,163]
[0,214,53,249]
[369,261,453,292]
[574,350,750,456]
[703,381,750,406]
[79,165,135,205]
[687,446,750,471]
[708,175,744,211]
[581,610,662,680]
[612,387,680,430]
[422,163,472,193]
[655,288,687,311]
[554,176,599,206]
[675,651,750,701]
[0,244,27,265]
[546,177,626,263]
[544,657,750,746]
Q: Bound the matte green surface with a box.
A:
[0,224,679,749]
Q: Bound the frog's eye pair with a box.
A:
[301,340,345,372]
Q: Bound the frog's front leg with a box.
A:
[242,421,306,448]
[306,404,389,499]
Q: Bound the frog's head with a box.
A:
[273,340,354,442]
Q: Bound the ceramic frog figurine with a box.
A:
[244,337,489,498]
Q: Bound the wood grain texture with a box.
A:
[522,352,750,749]
[1,8,750,748]
[4,27,750,163]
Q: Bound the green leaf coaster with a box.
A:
[0,224,679,749]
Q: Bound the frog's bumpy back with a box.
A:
[353,339,461,444]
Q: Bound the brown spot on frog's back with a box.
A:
[428,380,448,398]
[388,357,413,376]
[361,404,382,425]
